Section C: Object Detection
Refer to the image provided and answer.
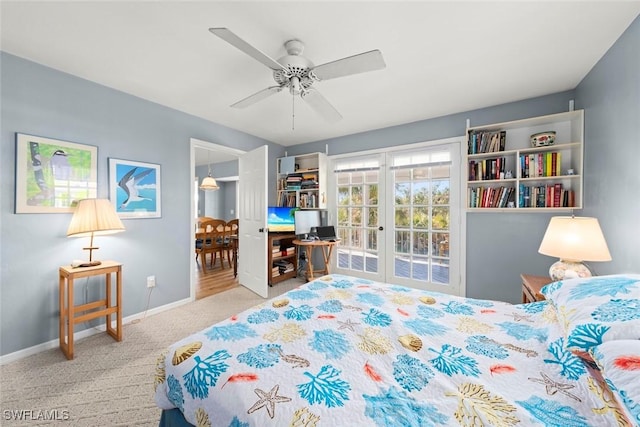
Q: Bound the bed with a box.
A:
[154,274,640,426]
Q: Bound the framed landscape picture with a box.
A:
[109,158,161,219]
[15,133,98,213]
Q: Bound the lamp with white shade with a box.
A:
[538,216,611,281]
[200,151,219,191]
[67,198,125,267]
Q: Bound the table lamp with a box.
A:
[538,216,611,281]
[67,198,125,267]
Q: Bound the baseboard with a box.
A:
[0,296,193,365]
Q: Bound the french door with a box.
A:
[330,139,462,295]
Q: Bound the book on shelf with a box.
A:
[518,183,574,208]
[468,156,507,181]
[467,130,506,154]
[519,152,564,178]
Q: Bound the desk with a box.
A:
[59,261,122,360]
[293,239,339,281]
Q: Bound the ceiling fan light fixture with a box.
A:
[210,27,386,123]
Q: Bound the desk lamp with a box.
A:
[67,199,125,267]
[538,216,611,281]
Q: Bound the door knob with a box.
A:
[378,226,384,231]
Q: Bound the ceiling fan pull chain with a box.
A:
[292,93,295,131]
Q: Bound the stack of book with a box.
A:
[300,173,318,190]
[273,260,294,275]
[281,246,295,257]
[285,174,302,190]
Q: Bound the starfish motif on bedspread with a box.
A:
[528,372,582,402]
[506,312,534,322]
[247,384,292,418]
[337,318,360,331]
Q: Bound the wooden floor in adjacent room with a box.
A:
[195,255,238,300]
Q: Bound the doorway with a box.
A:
[328,137,464,296]
[190,138,245,300]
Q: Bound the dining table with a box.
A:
[195,228,238,276]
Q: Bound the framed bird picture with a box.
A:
[15,133,98,213]
[109,158,161,219]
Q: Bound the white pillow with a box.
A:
[540,274,640,356]
[591,340,640,425]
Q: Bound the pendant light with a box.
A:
[200,151,219,191]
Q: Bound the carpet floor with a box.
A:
[0,281,301,426]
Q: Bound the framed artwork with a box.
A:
[109,158,161,219]
[15,133,98,213]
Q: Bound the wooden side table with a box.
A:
[521,274,552,303]
[293,239,339,281]
[59,260,122,360]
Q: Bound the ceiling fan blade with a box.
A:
[231,86,283,109]
[312,50,386,81]
[209,27,285,71]
[302,89,342,122]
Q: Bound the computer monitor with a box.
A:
[294,210,321,238]
[267,206,296,232]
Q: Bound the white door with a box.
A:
[332,154,386,283]
[385,144,461,295]
[331,140,462,296]
[238,145,269,298]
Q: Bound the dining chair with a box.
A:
[195,219,226,270]
[195,217,215,256]
[223,218,239,267]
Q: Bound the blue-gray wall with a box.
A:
[1,15,638,357]
[0,53,283,356]
[575,15,640,274]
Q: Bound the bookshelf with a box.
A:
[276,152,327,209]
[466,110,584,211]
[268,233,298,286]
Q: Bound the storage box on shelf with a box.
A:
[466,110,583,211]
[276,152,327,209]
[268,233,298,286]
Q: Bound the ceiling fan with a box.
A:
[209,27,386,123]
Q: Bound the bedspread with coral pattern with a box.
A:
[154,274,628,426]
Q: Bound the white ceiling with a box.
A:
[2,1,639,160]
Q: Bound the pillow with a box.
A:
[591,340,640,425]
[540,274,640,356]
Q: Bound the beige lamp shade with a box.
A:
[67,199,125,237]
[199,174,219,191]
[67,199,125,266]
[538,216,611,280]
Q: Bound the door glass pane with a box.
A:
[413,231,429,255]
[432,207,449,231]
[337,207,349,226]
[395,207,410,227]
[392,152,452,289]
[412,207,429,228]
[395,182,410,204]
[366,207,378,227]
[335,167,380,275]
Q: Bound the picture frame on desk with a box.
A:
[14,133,98,213]
[109,158,161,219]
